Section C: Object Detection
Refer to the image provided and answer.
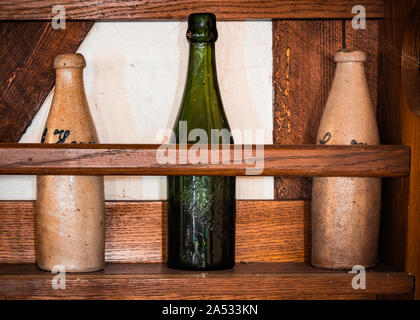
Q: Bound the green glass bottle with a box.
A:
[167,13,236,270]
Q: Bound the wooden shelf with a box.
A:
[0,0,417,301]
[0,200,414,300]
[0,1,384,20]
[0,263,413,300]
[0,144,409,177]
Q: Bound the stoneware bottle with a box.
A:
[36,53,105,272]
[311,50,381,270]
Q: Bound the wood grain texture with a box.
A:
[378,0,420,299]
[0,21,93,142]
[0,200,311,263]
[0,263,413,300]
[401,0,420,115]
[273,19,380,200]
[345,19,379,115]
[0,1,384,20]
[0,144,409,177]
[273,20,342,199]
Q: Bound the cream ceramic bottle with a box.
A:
[311,50,381,269]
[36,53,105,272]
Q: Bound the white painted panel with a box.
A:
[0,21,273,200]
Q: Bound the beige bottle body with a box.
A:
[311,50,381,269]
[36,54,105,272]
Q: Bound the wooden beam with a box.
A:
[0,1,385,20]
[0,200,311,263]
[272,19,380,200]
[0,21,93,142]
[0,144,410,177]
[378,0,420,300]
[272,20,342,200]
[0,263,413,300]
[401,1,420,115]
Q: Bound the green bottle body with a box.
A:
[167,18,236,270]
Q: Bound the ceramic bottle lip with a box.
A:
[334,49,366,63]
[54,53,86,69]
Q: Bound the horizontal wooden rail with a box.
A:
[0,1,384,20]
[0,263,413,300]
[0,144,409,177]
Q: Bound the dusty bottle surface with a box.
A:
[36,53,105,273]
[167,13,236,270]
[311,50,381,270]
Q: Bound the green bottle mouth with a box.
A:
[187,13,218,43]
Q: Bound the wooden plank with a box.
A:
[0,21,93,142]
[0,200,311,263]
[401,1,420,116]
[0,263,413,300]
[0,144,410,177]
[0,1,385,20]
[273,20,342,200]
[378,0,420,300]
[272,19,380,200]
[345,19,379,115]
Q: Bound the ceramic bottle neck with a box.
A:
[334,61,366,82]
[54,68,86,95]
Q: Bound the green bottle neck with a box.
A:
[184,42,219,95]
[174,40,232,144]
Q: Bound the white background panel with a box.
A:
[0,21,273,200]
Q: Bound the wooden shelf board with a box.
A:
[0,263,412,300]
[0,1,384,20]
[0,144,409,177]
